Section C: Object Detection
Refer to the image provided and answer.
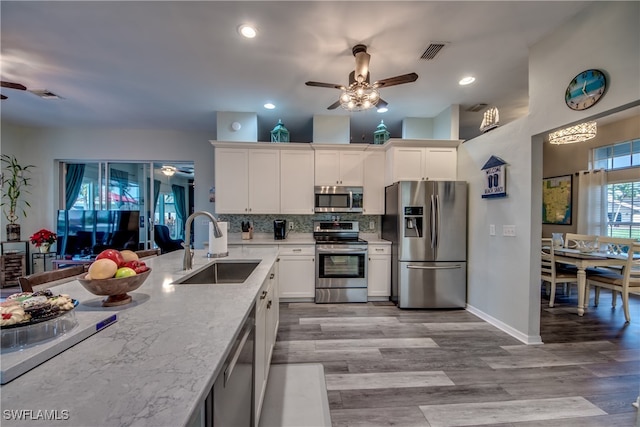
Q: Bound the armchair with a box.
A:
[154,224,184,254]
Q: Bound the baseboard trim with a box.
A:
[466,304,543,345]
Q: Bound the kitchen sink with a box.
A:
[173,260,260,285]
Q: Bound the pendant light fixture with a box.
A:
[548,121,597,145]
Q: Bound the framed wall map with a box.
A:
[542,175,572,225]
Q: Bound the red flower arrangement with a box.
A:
[29,228,57,247]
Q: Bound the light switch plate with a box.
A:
[489,224,496,236]
[369,221,375,230]
[503,225,516,236]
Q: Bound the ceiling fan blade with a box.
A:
[1,81,27,91]
[306,81,346,90]
[327,100,342,110]
[0,94,7,100]
[373,72,419,88]
[376,98,388,109]
[353,44,370,82]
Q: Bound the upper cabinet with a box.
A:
[280,149,315,214]
[384,139,460,186]
[314,150,364,186]
[363,149,385,215]
[215,147,280,214]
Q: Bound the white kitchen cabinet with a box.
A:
[214,148,280,214]
[280,150,315,214]
[254,263,278,424]
[314,150,364,186]
[363,150,385,215]
[368,244,391,299]
[386,146,457,184]
[278,245,315,300]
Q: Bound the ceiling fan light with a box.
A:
[161,165,177,177]
[369,90,379,101]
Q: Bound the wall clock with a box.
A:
[565,69,607,111]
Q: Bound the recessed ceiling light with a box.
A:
[264,103,275,110]
[377,107,388,113]
[459,76,476,86]
[238,24,257,39]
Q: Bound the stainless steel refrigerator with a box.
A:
[382,181,467,308]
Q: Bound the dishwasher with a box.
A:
[207,307,255,427]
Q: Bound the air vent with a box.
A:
[419,42,448,60]
[29,89,62,99]
[466,103,488,112]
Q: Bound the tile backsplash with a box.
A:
[217,213,380,234]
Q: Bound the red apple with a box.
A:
[96,249,125,267]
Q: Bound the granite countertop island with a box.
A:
[0,246,278,427]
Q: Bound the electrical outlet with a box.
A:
[369,220,375,230]
[289,221,294,230]
[489,224,496,236]
[503,225,516,236]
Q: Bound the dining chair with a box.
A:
[135,248,160,259]
[586,238,639,323]
[18,265,85,293]
[564,233,599,250]
[541,237,579,308]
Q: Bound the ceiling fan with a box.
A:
[0,81,27,100]
[305,44,418,111]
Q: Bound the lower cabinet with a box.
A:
[277,245,315,300]
[254,264,279,424]
[368,244,391,299]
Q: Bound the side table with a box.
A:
[32,252,57,274]
[1,240,30,287]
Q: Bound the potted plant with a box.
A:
[1,154,35,241]
[29,228,57,253]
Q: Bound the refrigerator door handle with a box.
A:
[430,195,436,249]
[407,264,463,270]
[435,194,440,248]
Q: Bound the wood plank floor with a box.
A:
[273,287,640,427]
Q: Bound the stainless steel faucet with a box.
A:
[183,211,223,270]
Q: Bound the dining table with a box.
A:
[553,247,638,316]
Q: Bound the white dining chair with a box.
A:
[541,238,579,308]
[586,239,639,323]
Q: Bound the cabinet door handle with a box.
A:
[293,248,302,252]
[267,300,272,309]
[260,290,268,299]
[270,273,275,279]
[375,248,384,252]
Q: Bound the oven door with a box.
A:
[315,246,367,288]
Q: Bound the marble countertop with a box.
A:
[0,246,279,427]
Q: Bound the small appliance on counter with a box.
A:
[273,220,287,240]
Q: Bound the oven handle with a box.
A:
[317,248,368,254]
[407,264,462,270]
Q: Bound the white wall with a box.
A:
[0,125,215,248]
[434,104,460,140]
[216,111,258,142]
[458,1,639,343]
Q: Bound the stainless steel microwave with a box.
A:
[314,186,363,213]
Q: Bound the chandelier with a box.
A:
[340,78,380,111]
[161,165,176,176]
[548,121,597,145]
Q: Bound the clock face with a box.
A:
[565,69,607,111]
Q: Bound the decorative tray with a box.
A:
[1,301,79,350]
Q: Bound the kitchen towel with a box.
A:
[209,221,228,256]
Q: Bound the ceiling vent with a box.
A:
[466,103,488,112]
[29,89,62,99]
[419,42,448,60]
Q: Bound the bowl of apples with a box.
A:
[78,249,151,307]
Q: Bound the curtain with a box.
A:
[153,179,161,210]
[172,184,186,239]
[576,169,607,235]
[65,164,85,210]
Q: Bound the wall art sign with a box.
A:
[481,155,507,199]
[542,175,572,225]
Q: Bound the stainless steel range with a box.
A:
[314,221,368,303]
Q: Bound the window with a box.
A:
[593,139,640,170]
[592,139,640,240]
[606,181,640,239]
